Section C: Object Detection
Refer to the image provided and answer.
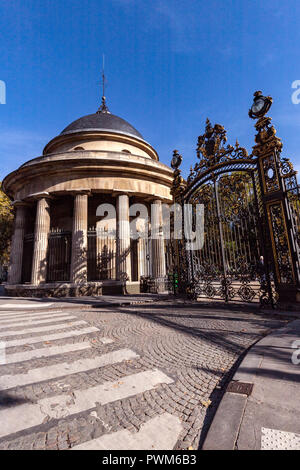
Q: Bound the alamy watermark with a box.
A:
[291,340,300,365]
[0,80,6,104]
[0,341,6,365]
[291,80,300,104]
[96,202,205,250]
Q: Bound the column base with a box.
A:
[140,276,169,294]
[4,281,142,298]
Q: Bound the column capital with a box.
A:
[148,197,165,206]
[143,196,171,203]
[12,199,30,208]
[26,192,53,201]
[112,190,133,198]
[70,189,91,196]
[152,198,163,204]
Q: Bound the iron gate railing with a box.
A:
[286,181,300,281]
[21,228,156,285]
[87,228,117,281]
[47,229,71,282]
[22,233,34,283]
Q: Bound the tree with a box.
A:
[0,184,13,267]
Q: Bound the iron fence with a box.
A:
[87,228,117,281]
[22,233,34,283]
[46,229,71,282]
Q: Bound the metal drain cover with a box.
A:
[226,381,253,396]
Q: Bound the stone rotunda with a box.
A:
[3,95,173,297]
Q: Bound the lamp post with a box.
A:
[249,91,300,302]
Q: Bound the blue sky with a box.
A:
[1,0,300,181]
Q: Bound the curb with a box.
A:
[202,352,256,450]
[202,319,299,450]
[0,299,157,313]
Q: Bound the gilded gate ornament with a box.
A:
[252,116,283,157]
[187,119,250,184]
[280,157,298,190]
[170,150,186,200]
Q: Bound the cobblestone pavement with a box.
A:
[0,302,290,450]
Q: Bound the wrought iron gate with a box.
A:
[185,168,274,303]
[169,92,300,305]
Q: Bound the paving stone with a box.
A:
[0,304,288,450]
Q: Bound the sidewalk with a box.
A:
[203,319,300,450]
[0,293,172,311]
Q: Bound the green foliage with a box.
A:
[0,184,13,265]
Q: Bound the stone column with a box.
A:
[8,202,28,284]
[116,194,131,281]
[136,217,148,278]
[70,192,88,284]
[31,196,51,285]
[151,199,166,292]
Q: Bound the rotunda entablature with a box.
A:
[2,150,173,203]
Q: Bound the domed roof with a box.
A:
[60,111,144,140]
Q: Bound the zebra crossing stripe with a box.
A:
[0,303,54,310]
[0,320,87,338]
[0,315,77,329]
[38,369,173,418]
[0,311,69,321]
[1,341,92,365]
[0,309,65,318]
[0,348,139,390]
[72,413,182,450]
[4,326,99,347]
[0,368,172,439]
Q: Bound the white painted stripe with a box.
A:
[0,303,53,310]
[38,369,173,418]
[99,337,114,344]
[0,368,172,438]
[0,315,77,329]
[2,342,92,365]
[0,310,65,320]
[4,326,99,347]
[0,341,5,365]
[0,321,86,338]
[0,348,139,390]
[72,413,182,450]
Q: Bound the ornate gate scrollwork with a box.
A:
[169,91,300,306]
